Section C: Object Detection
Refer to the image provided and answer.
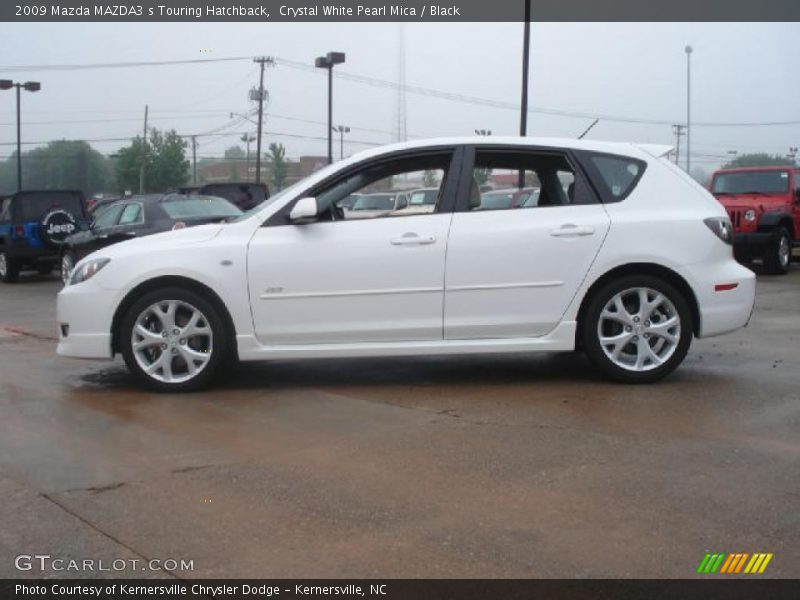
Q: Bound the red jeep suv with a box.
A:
[710,166,800,274]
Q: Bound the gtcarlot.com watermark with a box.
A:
[14,554,194,573]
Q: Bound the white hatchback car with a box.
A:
[57,137,755,392]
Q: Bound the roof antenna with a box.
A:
[578,118,599,139]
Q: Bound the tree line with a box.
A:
[0,130,290,197]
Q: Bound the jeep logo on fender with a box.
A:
[40,209,77,245]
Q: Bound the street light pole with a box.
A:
[315,52,346,165]
[519,0,531,189]
[333,125,350,160]
[1,80,41,192]
[685,45,693,174]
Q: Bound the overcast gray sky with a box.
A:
[1,22,798,174]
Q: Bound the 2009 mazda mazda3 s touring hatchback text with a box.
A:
[57,138,756,392]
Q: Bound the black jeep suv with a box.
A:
[0,190,89,283]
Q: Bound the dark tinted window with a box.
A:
[15,192,86,222]
[0,197,11,223]
[590,155,645,200]
[711,171,790,195]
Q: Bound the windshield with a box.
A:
[160,195,242,219]
[409,190,438,205]
[353,194,395,210]
[712,171,790,195]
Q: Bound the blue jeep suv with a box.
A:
[0,190,89,283]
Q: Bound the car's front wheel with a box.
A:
[60,252,76,285]
[582,275,693,383]
[120,288,227,392]
[0,251,20,283]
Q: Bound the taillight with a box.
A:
[703,217,733,245]
[13,225,24,238]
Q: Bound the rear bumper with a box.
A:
[678,260,756,338]
[4,244,59,262]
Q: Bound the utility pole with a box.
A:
[685,45,693,173]
[139,104,148,194]
[672,124,686,165]
[519,0,531,189]
[191,135,197,185]
[252,57,274,184]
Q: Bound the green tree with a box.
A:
[268,142,288,191]
[114,128,189,193]
[474,167,492,186]
[723,153,796,169]
[224,145,245,160]
[0,141,113,196]
[422,170,439,187]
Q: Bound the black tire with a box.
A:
[763,227,792,275]
[582,275,693,384]
[120,287,228,392]
[0,251,20,283]
[37,262,54,275]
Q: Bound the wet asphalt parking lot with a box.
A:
[0,267,798,578]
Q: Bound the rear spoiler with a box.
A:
[636,144,673,159]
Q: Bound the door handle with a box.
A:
[549,224,595,237]
[390,233,436,246]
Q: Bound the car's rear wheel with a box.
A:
[582,275,692,383]
[120,288,226,392]
[60,252,76,285]
[0,251,20,283]
[763,227,791,275]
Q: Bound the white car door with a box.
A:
[444,147,611,339]
[247,150,458,346]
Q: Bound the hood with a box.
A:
[82,223,224,261]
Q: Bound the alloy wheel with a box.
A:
[131,300,213,384]
[61,254,74,285]
[597,287,681,372]
[778,234,790,269]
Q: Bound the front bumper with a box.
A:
[678,259,756,338]
[56,280,118,359]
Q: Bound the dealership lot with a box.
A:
[0,269,798,578]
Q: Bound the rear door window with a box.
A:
[118,203,143,225]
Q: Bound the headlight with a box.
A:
[69,258,111,286]
[703,217,733,245]
[744,209,757,222]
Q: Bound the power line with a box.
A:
[3,56,798,128]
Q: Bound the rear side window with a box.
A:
[0,197,11,223]
[160,195,242,219]
[14,192,86,222]
[588,154,646,201]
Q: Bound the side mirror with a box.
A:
[289,197,319,223]
[79,221,90,232]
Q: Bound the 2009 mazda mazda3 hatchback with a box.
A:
[57,137,756,392]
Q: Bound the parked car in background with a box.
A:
[346,192,408,219]
[0,190,89,283]
[182,182,270,211]
[392,187,439,215]
[57,137,755,391]
[710,166,799,274]
[59,193,242,284]
[336,193,362,210]
[478,188,521,210]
